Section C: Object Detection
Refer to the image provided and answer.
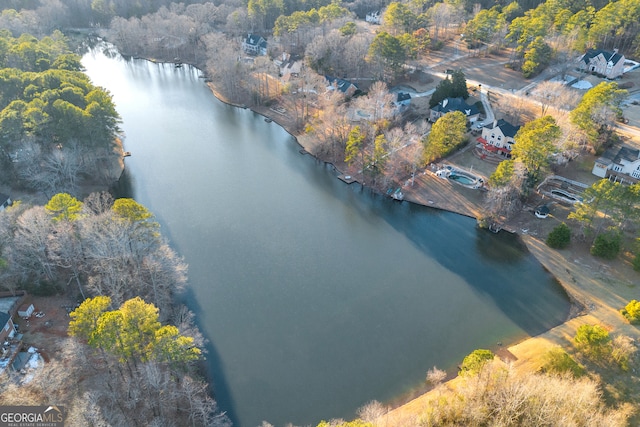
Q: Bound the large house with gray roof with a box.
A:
[578,49,625,79]
[592,144,640,183]
[429,97,480,123]
[242,34,267,56]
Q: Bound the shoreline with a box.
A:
[200,68,639,422]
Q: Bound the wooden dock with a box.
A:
[338,174,357,184]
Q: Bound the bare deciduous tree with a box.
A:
[9,206,55,284]
[426,366,447,386]
[357,400,387,424]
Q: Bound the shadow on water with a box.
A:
[372,197,570,337]
[179,286,239,425]
[258,131,570,339]
[114,168,238,423]
[111,167,134,199]
[281,136,571,337]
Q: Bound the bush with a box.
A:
[430,40,444,50]
[460,349,494,376]
[620,299,640,324]
[633,252,640,271]
[590,231,621,259]
[546,222,571,249]
[611,335,637,371]
[540,348,585,377]
[574,324,611,359]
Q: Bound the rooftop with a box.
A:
[487,119,521,138]
[0,296,20,315]
[582,49,624,65]
[432,97,479,116]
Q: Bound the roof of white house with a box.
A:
[486,119,520,138]
[597,145,640,165]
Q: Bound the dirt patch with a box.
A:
[15,295,77,359]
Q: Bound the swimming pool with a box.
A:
[449,173,476,185]
[551,189,582,203]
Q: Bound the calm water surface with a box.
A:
[82,46,570,427]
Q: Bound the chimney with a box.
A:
[493,119,497,127]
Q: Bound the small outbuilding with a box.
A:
[18,303,34,318]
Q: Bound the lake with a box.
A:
[82,45,570,427]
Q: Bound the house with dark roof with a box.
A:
[242,34,267,56]
[0,193,11,212]
[592,144,640,183]
[275,53,303,81]
[477,119,521,158]
[429,97,480,123]
[394,92,412,113]
[0,311,16,343]
[578,49,625,79]
[325,76,358,96]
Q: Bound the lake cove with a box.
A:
[82,45,570,427]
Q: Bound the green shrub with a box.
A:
[460,349,494,376]
[546,222,571,249]
[590,231,621,259]
[540,348,585,377]
[574,324,611,359]
[633,252,640,271]
[430,40,444,50]
[620,300,640,324]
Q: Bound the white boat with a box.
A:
[123,151,131,157]
[391,188,404,201]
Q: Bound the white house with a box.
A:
[578,49,626,79]
[366,11,381,24]
[275,53,303,81]
[592,145,640,183]
[477,119,521,158]
[242,34,267,56]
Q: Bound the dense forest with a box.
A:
[0,30,230,426]
[1,0,640,425]
[0,31,121,195]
